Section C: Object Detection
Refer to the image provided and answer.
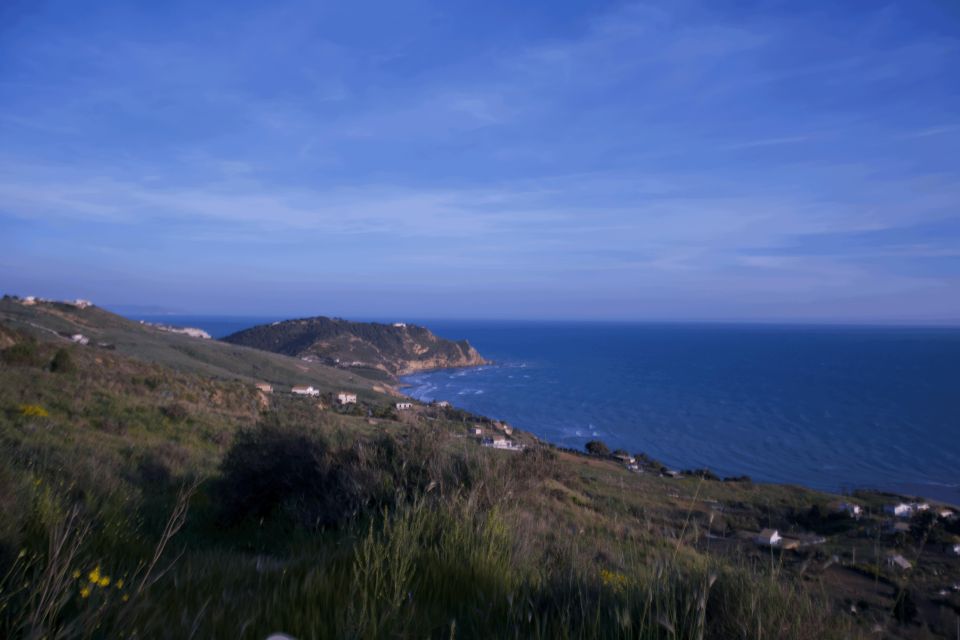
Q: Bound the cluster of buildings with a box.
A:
[17,296,93,309]
[884,501,932,518]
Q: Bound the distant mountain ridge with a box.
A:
[222,316,488,378]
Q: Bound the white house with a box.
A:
[255,382,273,394]
[395,402,413,411]
[393,322,407,328]
[756,529,782,547]
[938,509,955,520]
[468,427,482,436]
[481,437,523,451]
[913,502,931,512]
[435,400,451,408]
[887,554,912,571]
[614,452,637,466]
[837,502,863,518]
[292,385,320,397]
[70,334,90,345]
[336,392,357,405]
[885,503,914,518]
[72,299,93,309]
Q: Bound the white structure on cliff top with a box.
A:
[337,392,357,405]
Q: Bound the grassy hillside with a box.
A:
[222,316,487,378]
[1,308,958,638]
[0,298,388,400]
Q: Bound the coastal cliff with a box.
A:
[222,317,487,379]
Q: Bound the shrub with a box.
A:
[217,425,336,527]
[584,440,610,456]
[50,348,75,373]
[2,341,39,366]
[160,403,189,422]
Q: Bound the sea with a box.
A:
[135,315,960,504]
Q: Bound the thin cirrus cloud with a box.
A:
[0,0,958,320]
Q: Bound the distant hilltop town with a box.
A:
[16,295,94,309]
[5,295,212,340]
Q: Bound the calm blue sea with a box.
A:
[136,315,960,504]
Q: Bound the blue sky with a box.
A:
[1,0,958,321]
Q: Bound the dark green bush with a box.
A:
[49,348,75,373]
[1,341,39,366]
[585,440,609,456]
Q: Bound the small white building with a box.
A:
[887,554,913,571]
[336,392,357,405]
[837,502,863,518]
[292,385,320,397]
[756,529,782,547]
[468,426,482,436]
[70,334,90,345]
[885,503,914,518]
[481,437,523,451]
[938,509,955,520]
[913,502,931,512]
[255,382,273,394]
[393,322,407,328]
[72,299,93,309]
[435,400,451,408]
[614,452,637,466]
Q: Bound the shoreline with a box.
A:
[399,366,960,509]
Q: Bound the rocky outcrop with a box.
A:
[222,317,487,379]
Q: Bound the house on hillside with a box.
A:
[885,503,914,518]
[837,502,863,518]
[887,554,912,571]
[393,322,407,328]
[435,400,451,408]
[292,385,320,397]
[614,452,637,466]
[72,299,93,309]
[70,334,90,345]
[468,426,482,436]
[396,402,413,411]
[337,392,357,405]
[755,529,782,547]
[255,382,273,394]
[938,508,955,520]
[481,437,523,451]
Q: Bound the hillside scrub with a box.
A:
[0,319,927,638]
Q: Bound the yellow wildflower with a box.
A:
[80,587,91,599]
[98,576,110,588]
[116,579,124,589]
[122,594,129,602]
[72,570,81,579]
[88,567,101,583]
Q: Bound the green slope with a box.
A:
[0,298,387,400]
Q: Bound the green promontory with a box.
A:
[222,316,487,379]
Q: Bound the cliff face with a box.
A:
[222,317,487,379]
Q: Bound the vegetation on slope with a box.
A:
[1,316,958,638]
